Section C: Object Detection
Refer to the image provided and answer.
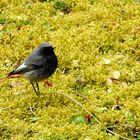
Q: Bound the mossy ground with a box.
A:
[0,0,140,139]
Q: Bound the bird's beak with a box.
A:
[53,47,56,49]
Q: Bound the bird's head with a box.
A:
[38,42,55,55]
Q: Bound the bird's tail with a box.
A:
[0,76,9,83]
[0,74,22,83]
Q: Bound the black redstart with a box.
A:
[0,42,58,94]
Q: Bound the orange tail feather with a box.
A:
[0,76,9,83]
[0,74,22,83]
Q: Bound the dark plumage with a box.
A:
[8,42,58,94]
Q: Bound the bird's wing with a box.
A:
[8,63,31,76]
[8,55,48,76]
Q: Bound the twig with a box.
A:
[29,105,36,116]
[106,128,130,140]
[0,119,8,126]
[49,91,130,140]
[51,91,101,124]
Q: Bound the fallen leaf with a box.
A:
[111,71,120,80]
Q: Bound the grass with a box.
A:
[0,0,140,139]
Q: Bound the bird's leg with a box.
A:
[31,82,39,95]
[43,80,53,87]
[36,82,40,95]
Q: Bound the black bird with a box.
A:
[1,42,58,94]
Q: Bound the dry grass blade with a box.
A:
[50,91,130,140]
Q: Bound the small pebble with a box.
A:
[104,58,111,64]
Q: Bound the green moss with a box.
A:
[0,0,140,139]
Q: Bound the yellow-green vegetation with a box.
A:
[0,0,140,139]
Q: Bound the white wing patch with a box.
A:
[14,63,28,72]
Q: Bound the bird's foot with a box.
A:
[43,80,53,87]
